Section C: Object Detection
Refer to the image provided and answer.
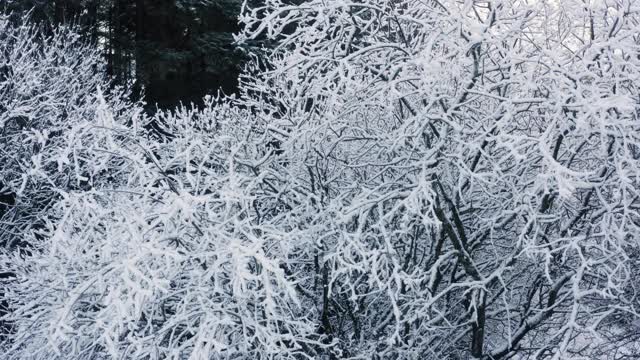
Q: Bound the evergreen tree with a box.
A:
[135,0,243,109]
[2,0,244,109]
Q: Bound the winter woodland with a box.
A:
[1,1,640,359]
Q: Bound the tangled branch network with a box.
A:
[2,1,640,359]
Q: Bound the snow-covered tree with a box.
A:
[2,1,640,359]
[1,11,318,360]
[238,0,640,358]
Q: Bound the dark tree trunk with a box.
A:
[54,0,65,24]
[471,291,486,359]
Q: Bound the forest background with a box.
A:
[5,0,244,109]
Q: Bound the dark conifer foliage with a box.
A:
[3,0,244,109]
[134,0,244,109]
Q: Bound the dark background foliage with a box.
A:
[4,0,244,110]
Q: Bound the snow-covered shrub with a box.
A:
[2,1,640,359]
[0,14,140,249]
[1,94,320,359]
[238,0,640,358]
